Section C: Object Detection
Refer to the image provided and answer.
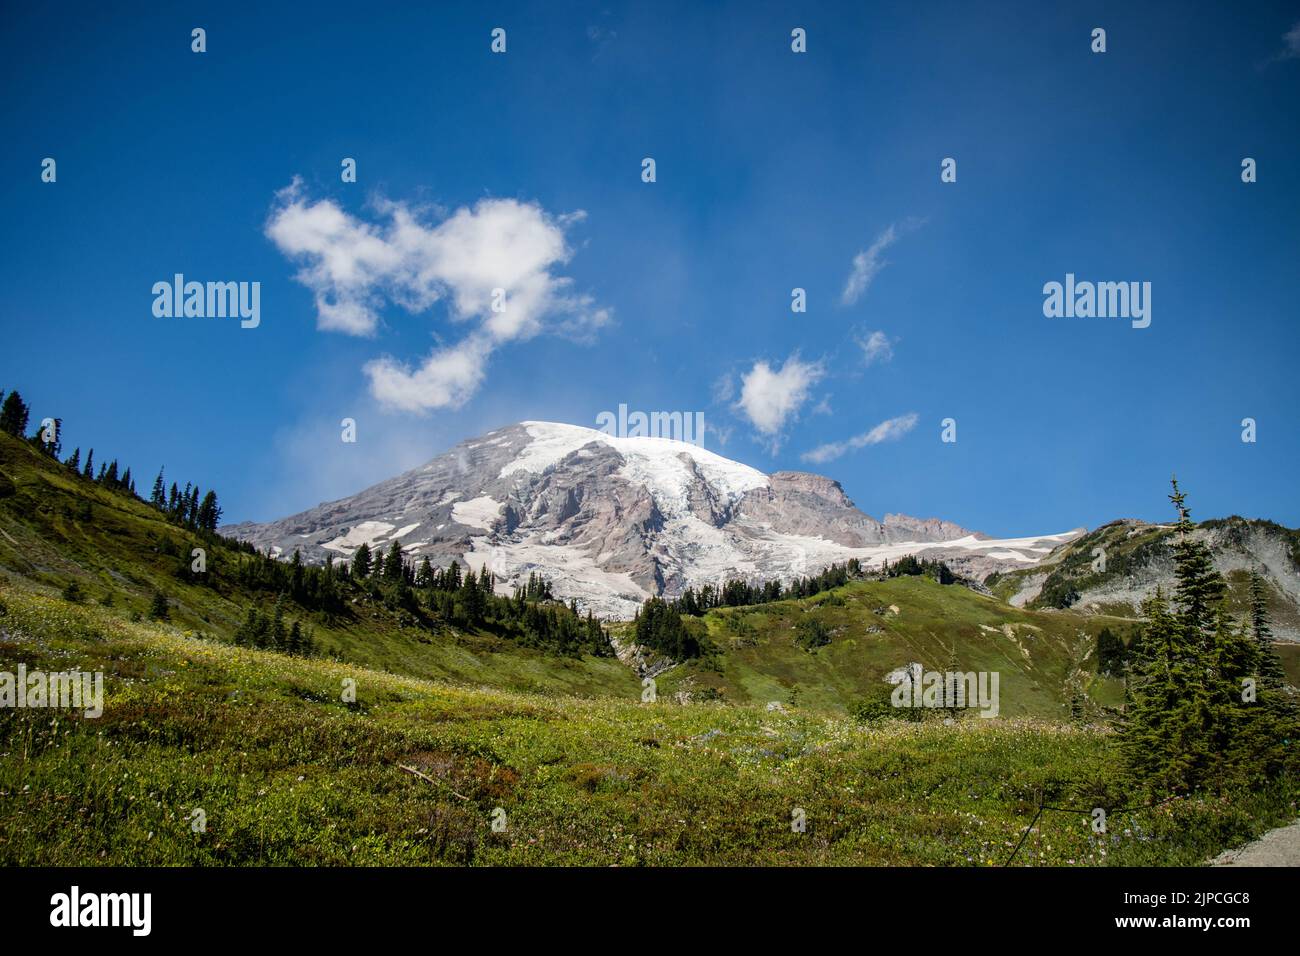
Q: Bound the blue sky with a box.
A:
[2,1,1298,536]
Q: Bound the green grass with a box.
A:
[2,584,1295,866]
[3,431,1297,866]
[0,432,636,699]
[638,576,1134,719]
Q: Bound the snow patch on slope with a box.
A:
[322,520,396,553]
[452,496,503,530]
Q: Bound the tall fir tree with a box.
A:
[383,540,404,582]
[0,390,29,437]
[352,542,372,579]
[151,469,166,508]
[1122,478,1294,793]
[196,490,221,532]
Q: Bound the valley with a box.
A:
[2,418,1298,867]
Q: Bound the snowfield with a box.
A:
[232,420,1084,620]
[322,520,397,553]
[452,496,504,530]
[503,421,768,516]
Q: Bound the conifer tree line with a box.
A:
[880,554,959,584]
[4,386,604,659]
[341,540,607,656]
[649,554,961,626]
[633,597,706,660]
[1121,479,1298,793]
[0,388,220,532]
[233,597,319,656]
[220,541,608,656]
[664,558,866,618]
[633,555,962,659]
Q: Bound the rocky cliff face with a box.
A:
[226,421,1078,617]
[998,518,1300,641]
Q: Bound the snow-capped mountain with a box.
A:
[226,422,1083,617]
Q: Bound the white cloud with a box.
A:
[855,329,895,365]
[840,219,926,306]
[364,336,491,413]
[800,412,918,464]
[840,225,898,306]
[266,180,608,411]
[734,354,825,440]
[1261,20,1300,68]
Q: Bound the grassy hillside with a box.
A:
[3,429,1298,866]
[0,431,636,699]
[2,585,1294,866]
[630,576,1134,718]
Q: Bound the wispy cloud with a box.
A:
[841,226,897,306]
[586,22,618,60]
[800,412,918,464]
[855,329,895,365]
[733,353,825,447]
[840,219,923,306]
[266,180,608,412]
[1282,20,1300,58]
[1260,19,1300,68]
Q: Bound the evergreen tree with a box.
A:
[1249,571,1288,693]
[352,542,372,578]
[1239,570,1300,780]
[1121,478,1285,794]
[82,449,94,480]
[300,625,318,657]
[1168,479,1224,652]
[1096,627,1126,676]
[148,590,170,621]
[234,607,259,646]
[460,567,485,622]
[383,540,404,582]
[38,417,62,458]
[269,598,287,650]
[186,485,200,527]
[65,447,81,473]
[196,490,221,532]
[0,390,29,437]
[151,469,166,508]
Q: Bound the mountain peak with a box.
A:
[230,421,1080,617]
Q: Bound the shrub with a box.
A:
[148,590,170,621]
[849,687,898,723]
[793,616,830,651]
